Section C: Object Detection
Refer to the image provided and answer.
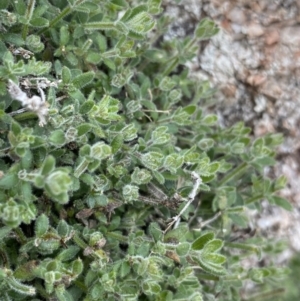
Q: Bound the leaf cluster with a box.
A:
[0,0,292,300]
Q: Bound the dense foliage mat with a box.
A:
[0,0,292,300]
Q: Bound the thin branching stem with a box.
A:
[164,172,201,233]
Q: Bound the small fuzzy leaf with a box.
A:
[122,123,138,141]
[176,242,191,256]
[35,214,49,237]
[123,184,139,202]
[0,226,11,240]
[0,174,19,189]
[195,18,219,40]
[270,196,293,211]
[11,121,22,136]
[131,167,152,185]
[141,151,164,170]
[60,26,70,45]
[72,71,94,89]
[119,261,131,278]
[203,253,227,265]
[192,232,214,250]
[49,130,66,146]
[198,138,214,151]
[6,276,36,296]
[183,105,196,115]
[194,257,226,276]
[29,17,49,28]
[152,170,165,184]
[91,142,111,160]
[202,114,218,125]
[77,123,92,136]
[46,171,72,196]
[203,239,224,253]
[80,100,95,114]
[111,134,123,154]
[62,66,72,84]
[56,245,80,262]
[57,219,69,237]
[40,155,56,176]
[72,258,83,275]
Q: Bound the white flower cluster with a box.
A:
[8,79,49,126]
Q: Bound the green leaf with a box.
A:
[119,261,131,278]
[159,77,176,91]
[80,100,95,114]
[41,155,56,176]
[111,134,123,154]
[62,66,72,84]
[86,52,102,64]
[120,5,148,22]
[30,17,49,28]
[6,275,36,296]
[60,26,70,45]
[77,123,92,136]
[72,71,95,89]
[149,222,163,241]
[195,18,219,40]
[141,151,164,170]
[183,105,197,115]
[11,121,22,136]
[164,153,184,174]
[72,258,83,275]
[192,232,214,250]
[270,196,293,211]
[152,170,165,184]
[202,253,227,265]
[111,0,128,8]
[49,130,66,146]
[45,171,72,196]
[176,242,191,256]
[122,123,137,141]
[131,167,152,185]
[203,239,223,253]
[142,281,161,296]
[151,126,170,145]
[123,184,139,202]
[0,0,9,9]
[56,219,69,237]
[84,21,116,31]
[91,142,111,160]
[0,226,11,240]
[198,138,214,151]
[35,214,49,237]
[0,174,19,189]
[194,257,226,276]
[202,114,218,125]
[56,245,80,262]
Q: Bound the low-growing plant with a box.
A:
[0,0,292,300]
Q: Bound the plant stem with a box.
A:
[219,162,248,186]
[245,194,264,205]
[73,232,88,249]
[244,288,285,301]
[38,0,87,34]
[195,272,219,281]
[162,57,179,76]
[198,211,222,229]
[106,231,128,243]
[22,0,36,40]
[74,158,89,178]
[14,227,27,244]
[224,242,259,253]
